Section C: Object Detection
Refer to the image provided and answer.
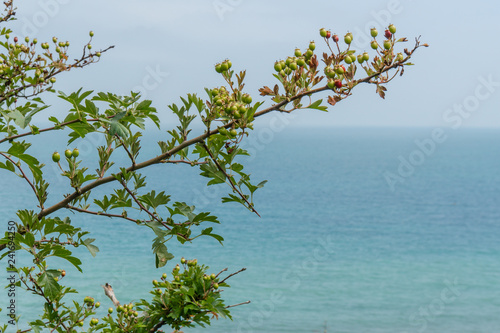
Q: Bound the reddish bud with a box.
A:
[326,31,331,39]
[334,80,342,89]
[332,34,339,43]
[13,36,18,43]
[384,29,392,39]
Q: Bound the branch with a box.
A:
[0,45,115,104]
[220,267,246,284]
[160,159,208,166]
[67,205,139,224]
[102,283,120,307]
[202,142,261,217]
[0,40,426,253]
[226,300,250,309]
[0,1,15,23]
[119,179,172,231]
[116,134,135,167]
[0,151,39,205]
[0,115,114,144]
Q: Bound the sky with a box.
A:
[8,0,500,128]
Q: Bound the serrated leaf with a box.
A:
[38,272,60,300]
[308,99,328,111]
[83,238,99,257]
[154,244,174,268]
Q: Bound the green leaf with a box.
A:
[24,232,35,247]
[0,160,15,173]
[82,238,99,257]
[38,272,60,300]
[308,99,328,112]
[154,244,174,268]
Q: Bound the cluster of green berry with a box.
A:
[209,84,253,136]
[214,59,232,73]
[115,302,139,320]
[273,42,315,77]
[152,257,220,296]
[369,24,403,61]
[52,148,79,162]
[75,296,101,327]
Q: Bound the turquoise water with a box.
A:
[1,127,500,332]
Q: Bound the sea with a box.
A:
[1,126,499,332]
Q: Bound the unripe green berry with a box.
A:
[294,48,301,57]
[108,307,113,314]
[362,52,369,61]
[52,152,60,163]
[65,149,72,159]
[344,35,352,44]
[327,79,335,89]
[52,37,57,43]
[95,302,100,308]
[370,28,378,37]
[319,28,327,38]
[230,129,237,137]
[334,65,344,75]
[371,41,378,50]
[357,55,364,64]
[87,44,92,50]
[297,58,306,67]
[388,24,396,34]
[308,41,315,51]
[383,40,391,50]
[242,94,252,104]
[274,61,282,72]
[344,55,353,64]
[89,31,94,37]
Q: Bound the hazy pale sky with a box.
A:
[9,0,500,128]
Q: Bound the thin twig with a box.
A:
[226,300,251,309]
[0,152,39,206]
[160,159,208,165]
[119,179,172,231]
[201,142,261,217]
[220,267,246,284]
[67,205,139,224]
[115,134,135,167]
